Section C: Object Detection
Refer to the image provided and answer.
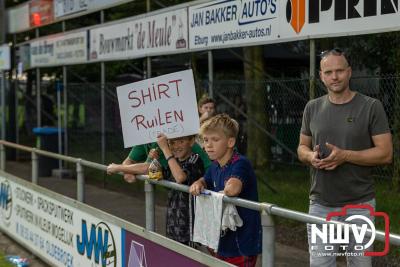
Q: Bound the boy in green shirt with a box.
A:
[107,141,210,183]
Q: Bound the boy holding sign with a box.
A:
[108,141,210,183]
[156,133,205,245]
[108,133,205,245]
[110,69,211,182]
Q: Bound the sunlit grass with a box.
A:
[0,254,14,267]
[257,166,399,234]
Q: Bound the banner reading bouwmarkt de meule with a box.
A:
[189,0,400,50]
[89,8,188,62]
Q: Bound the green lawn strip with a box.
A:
[257,167,400,260]
[0,253,15,267]
[257,167,399,234]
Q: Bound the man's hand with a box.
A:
[189,179,205,195]
[318,143,349,170]
[310,145,322,169]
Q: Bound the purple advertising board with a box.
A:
[122,229,207,267]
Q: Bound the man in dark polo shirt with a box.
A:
[297,48,392,267]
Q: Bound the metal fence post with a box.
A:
[76,159,85,202]
[261,210,275,267]
[31,149,38,184]
[144,180,155,231]
[0,143,5,171]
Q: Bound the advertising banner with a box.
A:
[87,0,128,10]
[89,8,188,61]
[16,44,31,71]
[7,3,30,33]
[30,30,88,67]
[0,176,122,267]
[54,0,88,18]
[188,0,279,50]
[29,0,55,27]
[116,70,199,148]
[0,173,229,267]
[122,230,206,267]
[279,0,400,41]
[0,45,11,70]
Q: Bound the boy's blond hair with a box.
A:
[200,113,239,139]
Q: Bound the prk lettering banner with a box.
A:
[116,70,199,148]
[279,0,400,41]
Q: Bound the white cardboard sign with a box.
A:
[117,69,199,148]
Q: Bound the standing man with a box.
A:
[297,48,392,267]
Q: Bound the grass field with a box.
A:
[257,165,400,235]
[0,254,14,267]
[257,165,400,262]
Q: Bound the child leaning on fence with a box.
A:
[107,133,205,245]
[156,133,205,245]
[189,114,262,267]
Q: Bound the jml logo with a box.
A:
[287,0,400,33]
[76,220,117,267]
[0,180,12,225]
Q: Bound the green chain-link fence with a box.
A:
[12,75,400,181]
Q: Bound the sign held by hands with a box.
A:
[117,69,199,147]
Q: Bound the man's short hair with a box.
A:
[198,96,215,108]
[320,48,351,67]
[200,113,239,139]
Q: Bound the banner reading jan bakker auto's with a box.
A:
[30,30,88,68]
[89,8,188,62]
[189,0,400,50]
[188,0,279,50]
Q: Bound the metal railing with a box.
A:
[1,140,399,267]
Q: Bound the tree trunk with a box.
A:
[243,46,270,170]
[392,47,400,192]
[191,53,204,99]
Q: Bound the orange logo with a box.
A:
[286,0,305,34]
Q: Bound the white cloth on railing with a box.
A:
[192,191,243,252]
[221,203,243,231]
[193,191,224,251]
